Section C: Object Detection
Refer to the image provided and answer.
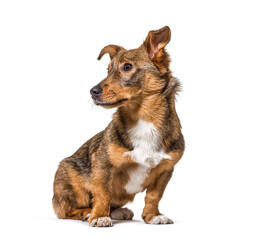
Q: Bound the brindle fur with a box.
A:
[53,26,185,226]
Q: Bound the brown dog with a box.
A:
[52,26,185,227]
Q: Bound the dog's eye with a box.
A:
[123,63,132,72]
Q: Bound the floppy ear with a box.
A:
[144,26,171,71]
[97,45,126,60]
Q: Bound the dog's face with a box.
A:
[90,26,171,109]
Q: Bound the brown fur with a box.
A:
[52,26,185,227]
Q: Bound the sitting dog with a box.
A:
[53,26,185,227]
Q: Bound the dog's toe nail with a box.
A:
[84,213,90,221]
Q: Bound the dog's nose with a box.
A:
[90,85,103,97]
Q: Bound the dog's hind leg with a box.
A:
[53,192,91,220]
[66,208,92,221]
[53,158,92,221]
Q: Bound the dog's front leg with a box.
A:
[89,157,113,227]
[142,169,174,224]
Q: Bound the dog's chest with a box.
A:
[124,119,170,194]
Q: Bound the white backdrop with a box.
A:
[1,0,254,239]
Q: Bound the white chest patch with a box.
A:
[124,119,171,194]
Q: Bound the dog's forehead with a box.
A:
[123,49,137,59]
[112,50,135,63]
[117,47,149,63]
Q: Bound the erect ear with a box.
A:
[97,45,126,60]
[144,26,171,72]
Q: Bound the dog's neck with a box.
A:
[117,89,176,131]
[120,96,161,123]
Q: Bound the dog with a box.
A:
[52,26,185,227]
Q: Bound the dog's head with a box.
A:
[90,26,171,109]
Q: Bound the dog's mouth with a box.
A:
[94,98,129,108]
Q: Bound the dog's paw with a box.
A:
[89,217,113,227]
[147,215,174,224]
[110,207,134,220]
